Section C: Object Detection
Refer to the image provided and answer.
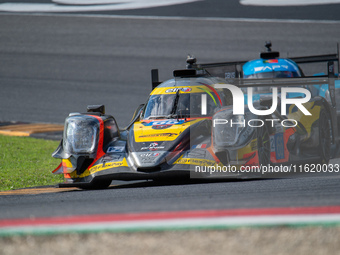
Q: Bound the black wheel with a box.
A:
[318,109,331,164]
[257,123,271,167]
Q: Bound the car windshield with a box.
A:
[244,71,301,79]
[143,92,218,119]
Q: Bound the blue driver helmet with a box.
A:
[243,42,302,79]
[243,58,302,79]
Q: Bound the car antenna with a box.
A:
[265,41,272,52]
[186,54,197,69]
[261,41,280,59]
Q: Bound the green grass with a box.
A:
[0,135,63,191]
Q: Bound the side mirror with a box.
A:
[87,105,105,114]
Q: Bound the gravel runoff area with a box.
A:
[1,227,340,255]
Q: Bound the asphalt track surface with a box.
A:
[1,176,340,220]
[1,2,340,221]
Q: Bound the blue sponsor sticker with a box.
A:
[142,120,185,126]
[274,133,285,160]
[107,146,125,153]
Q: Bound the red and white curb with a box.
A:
[1,206,340,236]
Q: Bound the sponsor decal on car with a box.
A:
[143,119,188,130]
[134,119,202,142]
[140,152,160,157]
[138,133,178,139]
[139,152,161,163]
[89,158,128,174]
[165,87,192,93]
[174,157,228,169]
[141,142,165,151]
[274,133,285,160]
[107,146,125,153]
[151,86,212,95]
[142,120,186,126]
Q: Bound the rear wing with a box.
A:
[150,44,339,88]
[194,43,339,79]
[192,45,339,128]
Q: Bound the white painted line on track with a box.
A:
[0,0,199,13]
[1,12,340,25]
[241,0,340,6]
[53,0,132,5]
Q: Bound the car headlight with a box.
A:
[63,116,99,156]
[213,110,254,147]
